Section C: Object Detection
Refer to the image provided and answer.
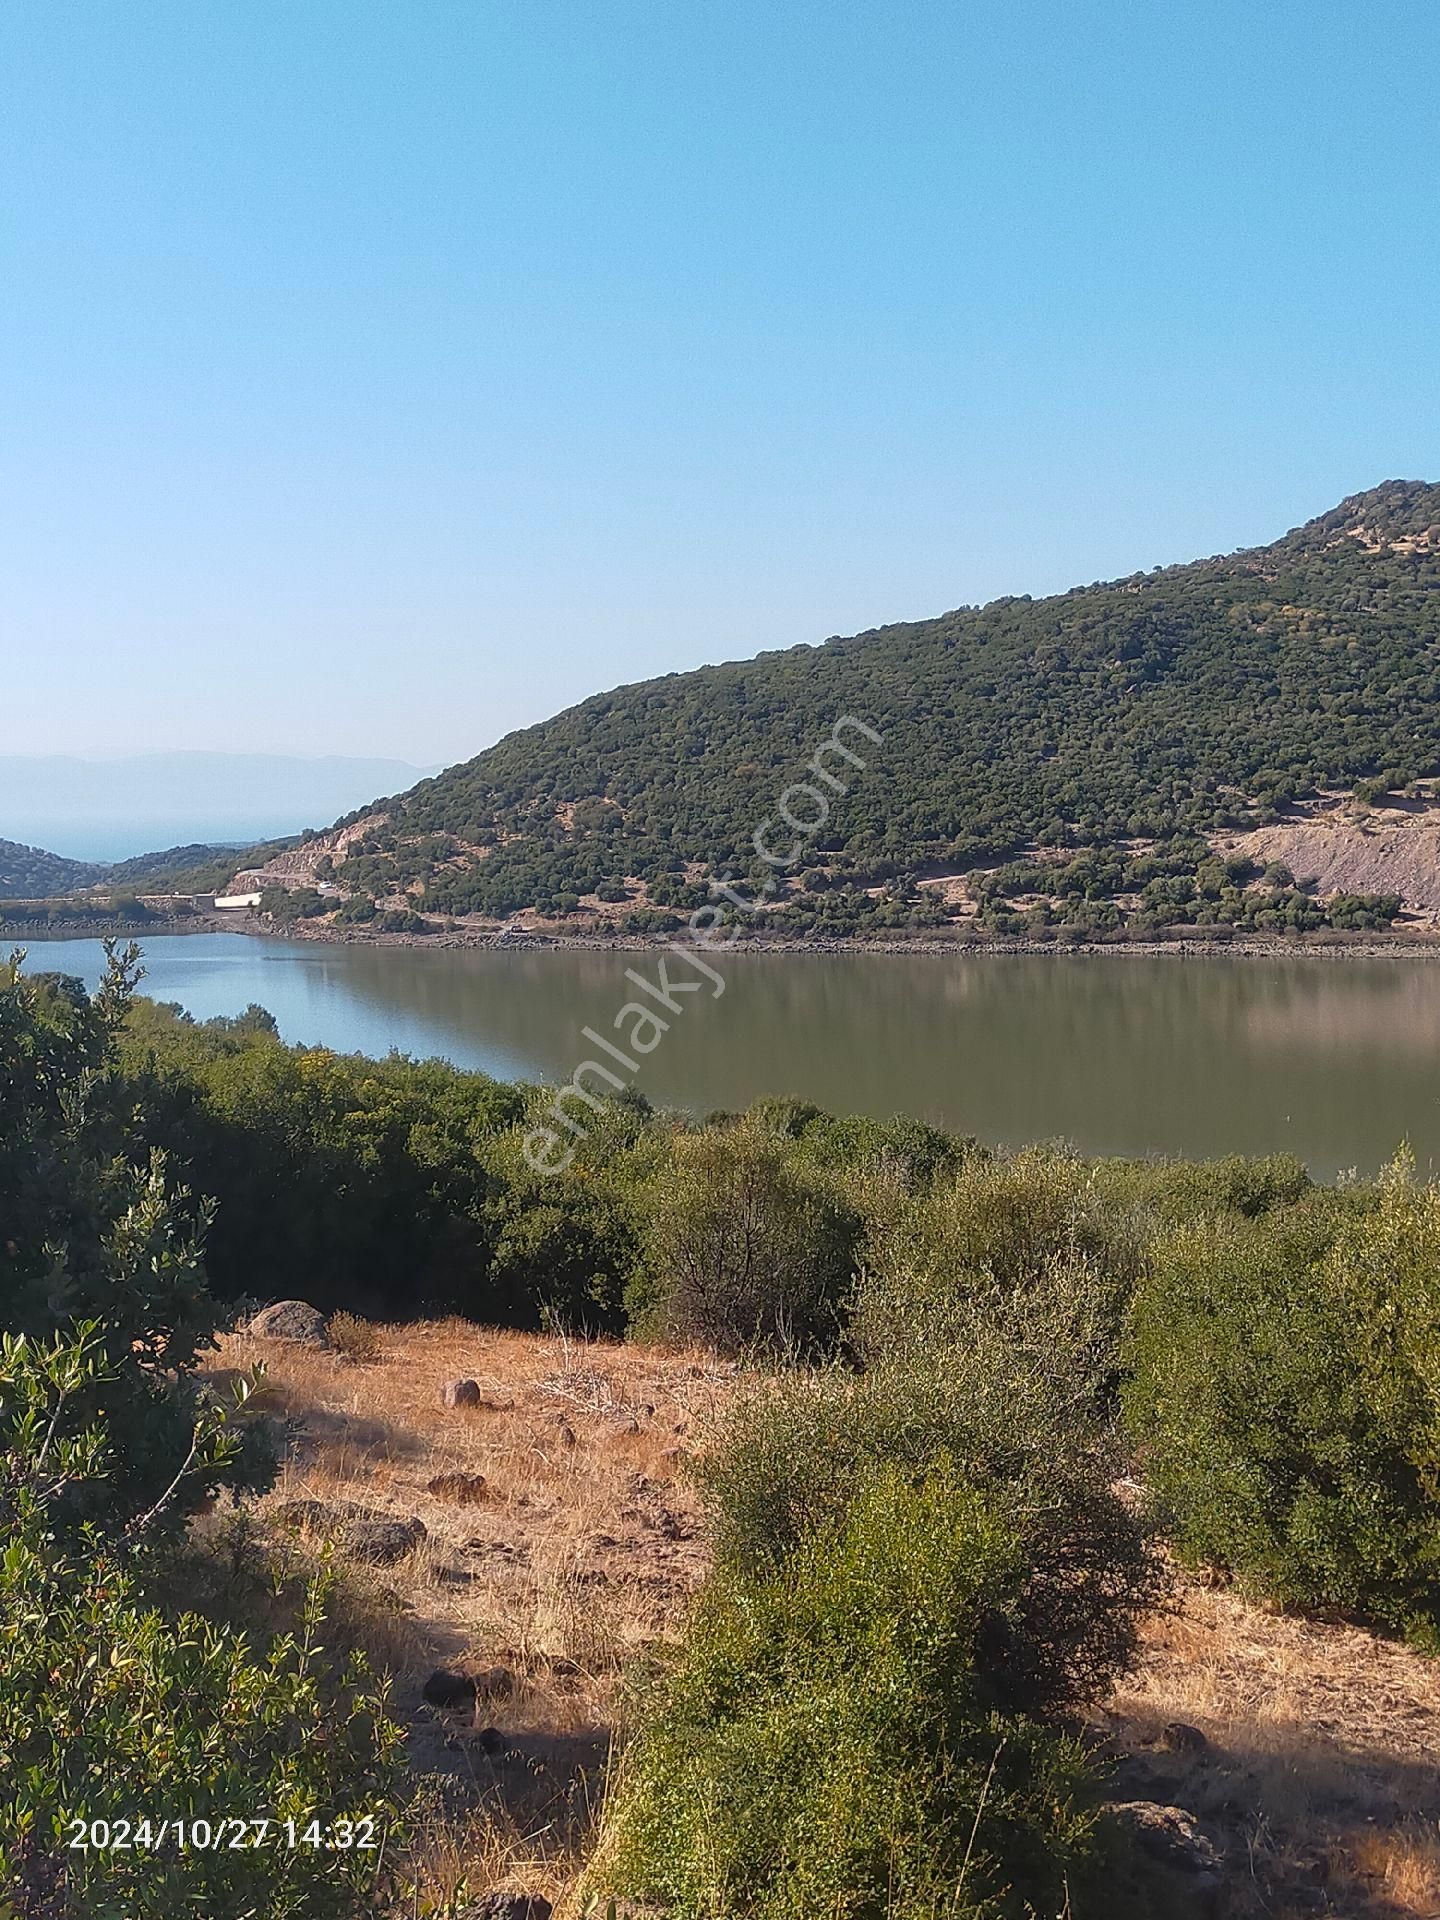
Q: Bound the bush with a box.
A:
[857,1146,1146,1370]
[1122,1154,1440,1642]
[701,1271,1156,1717]
[633,1120,862,1353]
[1,948,270,1534]
[0,1327,406,1919]
[326,1310,383,1364]
[1088,1150,1314,1227]
[590,1464,1103,1920]
[795,1109,977,1187]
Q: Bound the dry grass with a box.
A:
[203,1318,1440,1917]
[203,1318,730,1911]
[1102,1577,1440,1917]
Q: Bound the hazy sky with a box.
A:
[3,2,1437,764]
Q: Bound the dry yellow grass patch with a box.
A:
[204,1319,730,1908]
[1104,1578,1440,1917]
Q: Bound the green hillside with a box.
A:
[0,838,103,899]
[320,482,1440,937]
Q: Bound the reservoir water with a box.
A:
[17,933,1440,1178]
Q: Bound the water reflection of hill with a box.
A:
[26,936,1440,1180]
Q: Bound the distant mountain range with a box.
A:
[0,752,442,866]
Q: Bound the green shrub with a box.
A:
[865,1147,1145,1343]
[590,1464,1102,1920]
[700,1272,1156,1717]
[632,1119,862,1353]
[0,1327,406,1920]
[1,949,270,1534]
[795,1109,978,1187]
[1122,1154,1440,1641]
[1089,1151,1314,1226]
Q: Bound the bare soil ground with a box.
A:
[1220,792,1440,925]
[203,1322,1440,1918]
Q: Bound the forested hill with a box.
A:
[275,479,1440,937]
[0,838,102,898]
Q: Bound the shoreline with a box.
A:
[6,910,1440,962]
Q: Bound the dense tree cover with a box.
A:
[117,994,644,1328]
[0,839,297,903]
[299,482,1440,934]
[0,837,102,899]
[106,840,288,887]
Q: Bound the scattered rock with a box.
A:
[275,1499,426,1564]
[347,1515,427,1564]
[442,1378,482,1408]
[1106,1801,1223,1885]
[248,1300,329,1345]
[456,1895,552,1920]
[463,1537,531,1566]
[427,1470,490,1504]
[474,1725,508,1757]
[423,1669,477,1712]
[609,1416,640,1436]
[1161,1721,1210,1755]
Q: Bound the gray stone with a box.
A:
[249,1300,329,1345]
[442,1378,482,1408]
[1107,1801,1223,1881]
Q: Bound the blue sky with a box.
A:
[3,1,1437,764]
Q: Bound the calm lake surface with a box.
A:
[21,933,1440,1177]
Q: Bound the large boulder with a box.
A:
[249,1300,329,1346]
